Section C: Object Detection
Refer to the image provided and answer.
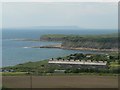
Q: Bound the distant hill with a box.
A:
[29,26,81,30]
[40,33,118,50]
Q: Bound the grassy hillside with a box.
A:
[2,52,120,76]
[40,33,118,49]
[3,60,49,73]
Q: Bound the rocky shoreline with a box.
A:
[31,44,118,52]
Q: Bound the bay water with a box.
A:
[2,29,117,66]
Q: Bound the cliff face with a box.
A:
[40,34,118,49]
[62,40,118,49]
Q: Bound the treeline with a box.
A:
[40,34,118,49]
[56,53,119,63]
[65,68,120,74]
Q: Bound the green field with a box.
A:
[2,52,120,76]
[1,72,27,76]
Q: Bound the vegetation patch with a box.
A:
[40,34,118,50]
[2,53,120,76]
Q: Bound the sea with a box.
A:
[2,28,117,67]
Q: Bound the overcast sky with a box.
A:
[2,2,118,29]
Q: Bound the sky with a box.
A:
[1,2,118,29]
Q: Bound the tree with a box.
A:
[118,54,120,64]
[118,59,120,64]
[41,64,44,67]
[75,53,85,59]
[57,57,62,60]
[68,59,70,61]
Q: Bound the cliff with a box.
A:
[40,34,118,50]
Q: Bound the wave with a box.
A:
[23,47,31,48]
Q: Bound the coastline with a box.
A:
[10,37,118,52]
[31,44,118,52]
[11,38,40,42]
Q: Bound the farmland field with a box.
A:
[2,75,118,88]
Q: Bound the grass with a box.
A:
[2,52,119,76]
[16,60,48,67]
[110,62,120,67]
[2,59,120,76]
[1,72,118,76]
[2,72,27,76]
[3,60,48,72]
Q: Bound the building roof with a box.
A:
[48,60,107,66]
